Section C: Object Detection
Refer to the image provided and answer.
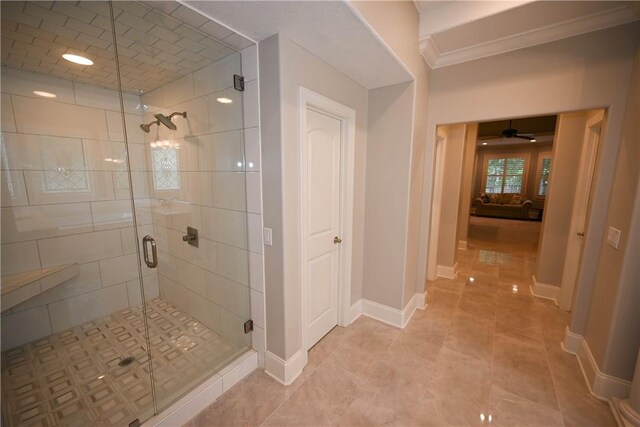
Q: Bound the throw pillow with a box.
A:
[480,192,490,203]
[510,194,523,205]
[488,194,500,204]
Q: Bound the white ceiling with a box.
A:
[418,1,640,69]
[184,1,413,89]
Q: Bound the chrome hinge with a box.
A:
[244,319,253,334]
[234,74,245,91]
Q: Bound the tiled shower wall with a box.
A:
[0,45,265,363]
[0,67,158,350]
[141,46,265,355]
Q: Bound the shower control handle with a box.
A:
[182,227,199,248]
[142,235,158,268]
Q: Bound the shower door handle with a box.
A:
[142,235,158,268]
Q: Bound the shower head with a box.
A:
[154,113,177,130]
[154,112,187,131]
[140,112,187,133]
[140,121,157,133]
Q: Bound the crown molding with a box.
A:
[419,36,440,68]
[421,4,639,69]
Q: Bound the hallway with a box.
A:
[186,217,616,426]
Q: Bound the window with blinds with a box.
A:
[538,157,552,197]
[484,157,526,194]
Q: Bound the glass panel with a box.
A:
[113,1,255,415]
[485,157,526,194]
[504,175,523,193]
[504,158,525,193]
[487,158,504,175]
[152,147,181,190]
[485,176,503,193]
[539,158,551,196]
[0,1,155,425]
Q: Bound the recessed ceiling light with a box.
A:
[482,142,488,146]
[33,90,56,98]
[217,97,233,104]
[62,53,93,66]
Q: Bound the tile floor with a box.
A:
[186,216,616,427]
[1,298,247,427]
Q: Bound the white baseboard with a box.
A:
[458,240,468,250]
[349,292,425,329]
[530,275,559,305]
[562,328,632,401]
[362,299,404,327]
[611,397,640,427]
[143,350,257,426]
[416,291,427,309]
[264,350,305,386]
[562,326,582,354]
[437,262,458,279]
[349,299,363,324]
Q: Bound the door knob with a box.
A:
[334,236,342,244]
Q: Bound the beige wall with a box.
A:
[259,34,369,360]
[260,2,432,362]
[456,123,478,246]
[535,112,587,286]
[437,124,466,268]
[257,36,286,357]
[349,1,431,305]
[421,23,639,332]
[583,32,640,381]
[363,82,413,308]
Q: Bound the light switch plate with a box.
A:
[607,226,621,249]
[263,227,273,246]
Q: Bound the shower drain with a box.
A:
[118,356,136,367]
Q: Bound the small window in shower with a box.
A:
[42,140,90,193]
[152,146,180,190]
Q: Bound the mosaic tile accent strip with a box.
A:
[2,298,248,426]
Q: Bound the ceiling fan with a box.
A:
[501,119,536,142]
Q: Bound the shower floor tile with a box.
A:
[2,298,247,427]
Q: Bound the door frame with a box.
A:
[299,87,356,355]
[558,109,605,310]
[427,127,448,280]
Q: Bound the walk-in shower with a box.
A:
[1,1,260,425]
[140,112,188,133]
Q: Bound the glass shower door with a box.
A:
[112,1,254,414]
[0,1,157,425]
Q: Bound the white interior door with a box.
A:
[305,108,342,349]
[559,111,604,310]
